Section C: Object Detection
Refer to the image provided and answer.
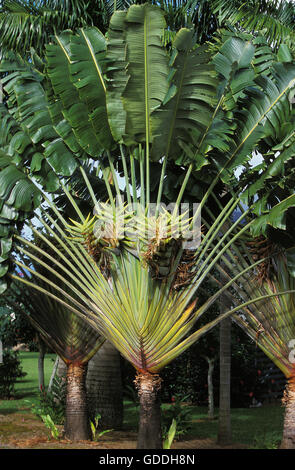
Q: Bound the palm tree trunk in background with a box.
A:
[86,341,123,429]
[217,317,232,445]
[50,342,124,431]
[206,357,215,420]
[135,371,162,449]
[280,376,295,448]
[64,362,91,441]
[37,335,46,392]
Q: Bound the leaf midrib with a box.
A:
[81,29,106,93]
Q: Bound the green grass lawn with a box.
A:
[0,351,57,414]
[123,401,284,449]
[187,404,284,448]
[0,352,285,449]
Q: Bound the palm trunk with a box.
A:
[207,357,215,419]
[86,341,123,429]
[64,362,91,441]
[52,346,124,432]
[217,317,232,445]
[38,336,46,391]
[280,376,295,449]
[135,371,162,449]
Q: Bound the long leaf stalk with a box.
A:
[130,153,138,205]
[120,144,132,206]
[30,212,104,286]
[13,247,107,317]
[20,149,280,366]
[13,202,293,369]
[194,196,242,263]
[210,237,295,375]
[60,181,85,223]
[107,150,124,208]
[79,165,99,209]
[173,163,193,215]
[192,209,253,286]
[12,236,295,373]
[99,161,116,211]
[15,236,100,301]
[139,145,145,208]
[155,155,168,217]
[207,192,254,269]
[146,289,295,371]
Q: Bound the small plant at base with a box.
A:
[162,393,192,441]
[163,419,177,449]
[90,414,113,441]
[41,414,60,440]
[252,431,281,449]
[27,376,66,425]
[26,377,66,424]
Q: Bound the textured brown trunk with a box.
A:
[135,371,162,449]
[217,317,232,445]
[86,341,123,429]
[64,362,91,441]
[280,376,295,449]
[51,347,123,430]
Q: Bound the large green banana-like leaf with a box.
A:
[0,102,42,294]
[215,63,295,183]
[250,195,295,237]
[0,101,59,199]
[0,162,40,294]
[0,166,41,211]
[151,28,218,163]
[241,142,295,210]
[46,32,102,158]
[106,4,170,146]
[47,28,115,157]
[105,10,129,143]
[252,35,277,76]
[212,33,256,109]
[40,44,85,156]
[2,10,294,211]
[1,54,78,176]
[0,105,42,211]
[70,28,114,152]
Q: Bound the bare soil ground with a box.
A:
[0,412,248,449]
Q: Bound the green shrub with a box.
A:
[29,376,66,425]
[162,393,192,441]
[0,349,26,398]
